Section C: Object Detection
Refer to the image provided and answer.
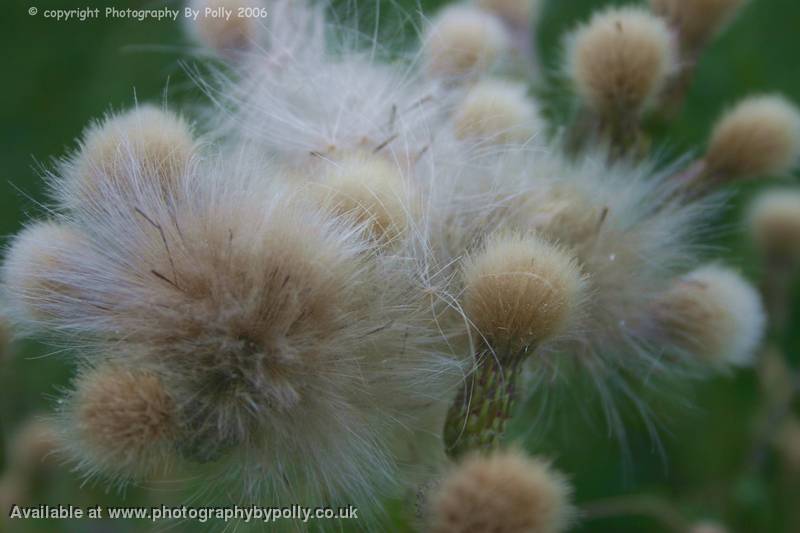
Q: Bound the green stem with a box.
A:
[443,346,526,458]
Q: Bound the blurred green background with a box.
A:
[1,0,798,531]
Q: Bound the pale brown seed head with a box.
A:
[462,233,586,350]
[188,0,260,57]
[453,78,540,144]
[428,449,573,533]
[70,364,177,479]
[318,153,411,244]
[748,188,800,264]
[1,222,88,321]
[566,7,677,115]
[656,265,764,366]
[706,95,800,180]
[425,6,510,78]
[477,0,539,27]
[64,105,194,209]
[650,0,745,50]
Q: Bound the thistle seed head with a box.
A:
[427,449,573,533]
[187,0,261,58]
[462,233,586,350]
[63,363,178,480]
[424,6,510,79]
[1,222,90,322]
[60,105,195,210]
[748,188,800,264]
[656,264,765,366]
[650,0,745,50]
[453,78,541,144]
[565,7,678,116]
[706,94,800,180]
[318,152,411,244]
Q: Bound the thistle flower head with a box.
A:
[452,78,541,144]
[6,139,461,504]
[424,5,510,79]
[565,7,678,116]
[427,449,572,533]
[748,188,800,264]
[477,0,540,27]
[1,222,89,323]
[430,148,715,442]
[186,0,260,58]
[656,264,765,366]
[62,363,178,480]
[58,105,195,210]
[318,152,411,243]
[705,95,800,180]
[462,233,586,350]
[650,0,745,50]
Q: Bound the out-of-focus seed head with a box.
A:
[6,418,59,476]
[317,153,411,244]
[748,188,800,265]
[462,233,586,350]
[424,6,510,79]
[477,0,539,27]
[0,477,25,517]
[59,105,194,210]
[427,449,573,533]
[186,0,260,58]
[1,222,89,322]
[63,363,178,481]
[706,95,800,180]
[656,264,765,366]
[650,0,745,50]
[565,7,678,116]
[453,78,541,144]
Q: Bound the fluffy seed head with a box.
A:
[650,0,745,50]
[6,418,59,475]
[748,188,800,264]
[318,153,411,243]
[656,264,765,366]
[26,152,462,504]
[60,105,194,210]
[477,0,539,26]
[424,6,510,79]
[462,233,586,349]
[186,0,260,57]
[428,449,572,533]
[706,95,800,180]
[565,7,678,115]
[65,364,177,480]
[1,222,88,322]
[453,79,541,144]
